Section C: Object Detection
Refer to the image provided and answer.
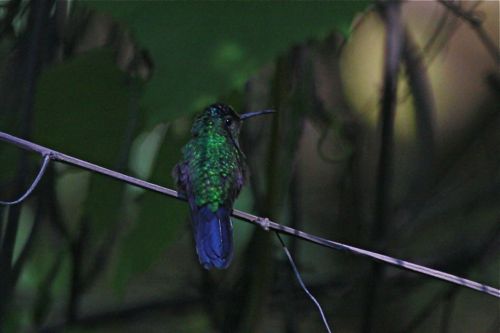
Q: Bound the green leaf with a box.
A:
[83,174,125,237]
[112,120,191,293]
[82,1,370,124]
[33,49,132,166]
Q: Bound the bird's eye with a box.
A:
[225,118,233,126]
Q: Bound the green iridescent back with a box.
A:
[176,105,246,213]
[173,103,274,269]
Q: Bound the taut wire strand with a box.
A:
[0,130,499,298]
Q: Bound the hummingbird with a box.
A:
[173,103,274,269]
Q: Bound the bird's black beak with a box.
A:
[239,109,275,120]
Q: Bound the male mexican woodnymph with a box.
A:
[173,103,275,269]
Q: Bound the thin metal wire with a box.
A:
[0,130,499,298]
[0,154,50,205]
[276,232,333,333]
[238,215,500,298]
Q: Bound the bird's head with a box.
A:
[192,103,274,141]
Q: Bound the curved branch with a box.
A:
[437,0,500,64]
[0,154,50,205]
[0,131,498,298]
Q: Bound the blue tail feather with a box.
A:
[191,205,233,269]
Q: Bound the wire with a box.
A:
[275,232,333,333]
[0,154,50,205]
[0,130,498,298]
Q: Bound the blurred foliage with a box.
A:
[0,1,499,333]
[34,49,134,165]
[82,1,369,124]
[113,122,190,294]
